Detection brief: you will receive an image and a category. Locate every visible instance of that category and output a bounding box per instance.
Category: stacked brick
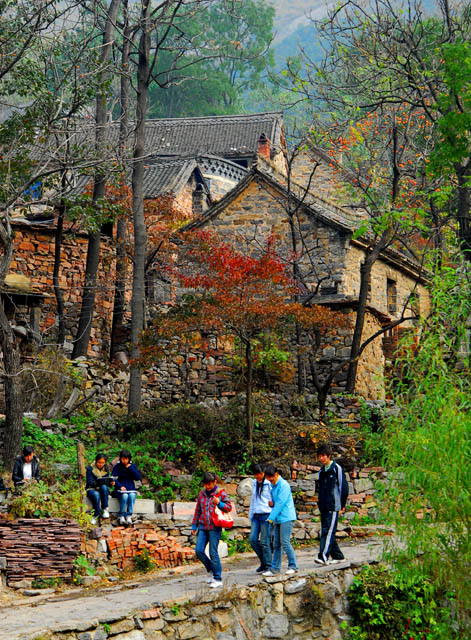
[0,518,81,586]
[103,523,195,570]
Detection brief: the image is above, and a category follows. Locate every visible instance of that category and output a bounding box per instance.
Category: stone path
[0,540,384,640]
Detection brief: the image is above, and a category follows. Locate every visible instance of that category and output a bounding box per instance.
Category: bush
[300,578,324,621]
[9,480,90,528]
[133,549,155,573]
[344,565,457,640]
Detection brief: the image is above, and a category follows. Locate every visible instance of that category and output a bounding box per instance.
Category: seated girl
[112,449,141,526]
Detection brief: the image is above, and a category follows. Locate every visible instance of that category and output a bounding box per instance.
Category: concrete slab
[85,497,155,514]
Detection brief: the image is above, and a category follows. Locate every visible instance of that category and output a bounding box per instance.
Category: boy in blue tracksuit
[316,444,349,565]
[262,464,298,576]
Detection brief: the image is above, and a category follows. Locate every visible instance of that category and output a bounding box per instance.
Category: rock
[109,619,135,635]
[93,630,107,640]
[216,635,236,640]
[142,618,165,631]
[23,588,55,596]
[261,614,289,638]
[284,578,306,594]
[232,516,250,528]
[11,579,33,589]
[237,478,253,499]
[81,575,101,587]
[178,621,207,639]
[109,633,145,640]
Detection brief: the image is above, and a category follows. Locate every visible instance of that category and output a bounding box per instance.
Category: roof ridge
[143,112,283,126]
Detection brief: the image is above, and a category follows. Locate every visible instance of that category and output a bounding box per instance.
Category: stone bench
[85,497,156,515]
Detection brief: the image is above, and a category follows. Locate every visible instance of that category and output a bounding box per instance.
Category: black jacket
[12,455,41,486]
[317,461,349,513]
[85,464,111,490]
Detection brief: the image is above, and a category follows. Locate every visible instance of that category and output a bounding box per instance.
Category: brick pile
[0,518,81,585]
[104,523,195,570]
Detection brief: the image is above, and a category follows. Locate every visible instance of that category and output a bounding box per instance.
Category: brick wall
[11,222,114,356]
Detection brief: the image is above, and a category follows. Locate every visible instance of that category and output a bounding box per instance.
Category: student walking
[248,464,273,573]
[315,443,349,565]
[191,472,232,589]
[262,465,298,576]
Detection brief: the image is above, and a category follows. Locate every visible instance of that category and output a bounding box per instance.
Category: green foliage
[73,554,96,576]
[133,549,155,573]
[382,263,471,633]
[357,402,386,466]
[119,395,299,471]
[344,565,456,640]
[31,576,62,589]
[22,418,79,474]
[9,480,90,528]
[147,0,275,118]
[220,530,252,556]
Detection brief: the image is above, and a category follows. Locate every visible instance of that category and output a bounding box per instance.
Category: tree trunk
[72,0,121,359]
[128,0,150,414]
[110,0,130,361]
[245,339,253,454]
[456,165,471,262]
[0,303,23,469]
[0,213,23,467]
[346,231,392,393]
[53,173,67,346]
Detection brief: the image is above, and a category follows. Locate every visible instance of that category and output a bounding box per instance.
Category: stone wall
[11,222,114,356]
[11,563,373,640]
[343,244,430,324]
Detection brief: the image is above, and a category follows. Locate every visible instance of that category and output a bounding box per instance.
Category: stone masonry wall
[12,565,370,640]
[344,244,430,324]
[11,222,114,356]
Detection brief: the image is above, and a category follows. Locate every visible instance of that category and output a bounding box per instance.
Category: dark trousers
[318,510,344,563]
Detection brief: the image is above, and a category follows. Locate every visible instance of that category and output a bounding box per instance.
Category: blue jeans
[270,520,297,573]
[87,486,109,517]
[195,528,222,581]
[249,514,272,569]
[118,491,137,517]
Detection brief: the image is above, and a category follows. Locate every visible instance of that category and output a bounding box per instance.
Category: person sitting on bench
[86,452,114,525]
[112,450,141,526]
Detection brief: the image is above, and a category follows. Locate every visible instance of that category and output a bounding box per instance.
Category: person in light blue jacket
[262,464,298,576]
[248,464,273,573]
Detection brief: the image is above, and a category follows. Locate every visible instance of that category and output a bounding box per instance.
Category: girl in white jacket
[248,464,273,573]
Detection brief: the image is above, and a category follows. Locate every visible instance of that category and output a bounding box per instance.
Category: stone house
[180,159,430,401]
[2,110,429,407]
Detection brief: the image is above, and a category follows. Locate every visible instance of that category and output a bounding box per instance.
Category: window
[387,278,397,315]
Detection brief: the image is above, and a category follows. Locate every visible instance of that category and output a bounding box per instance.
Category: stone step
[85,497,155,514]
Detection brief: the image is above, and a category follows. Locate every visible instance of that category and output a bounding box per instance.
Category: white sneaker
[126,516,133,525]
[206,574,213,584]
[209,579,223,589]
[118,516,126,525]
[102,509,110,519]
[90,517,97,525]
[329,559,343,565]
[285,568,297,575]
[315,558,328,566]
[262,570,275,577]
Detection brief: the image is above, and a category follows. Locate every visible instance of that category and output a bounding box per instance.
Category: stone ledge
[85,497,156,514]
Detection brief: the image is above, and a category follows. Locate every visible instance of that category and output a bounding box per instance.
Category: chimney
[192,183,205,217]
[258,132,271,160]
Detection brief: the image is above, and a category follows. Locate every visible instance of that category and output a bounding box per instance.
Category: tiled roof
[72,157,206,199]
[141,112,284,157]
[143,157,201,197]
